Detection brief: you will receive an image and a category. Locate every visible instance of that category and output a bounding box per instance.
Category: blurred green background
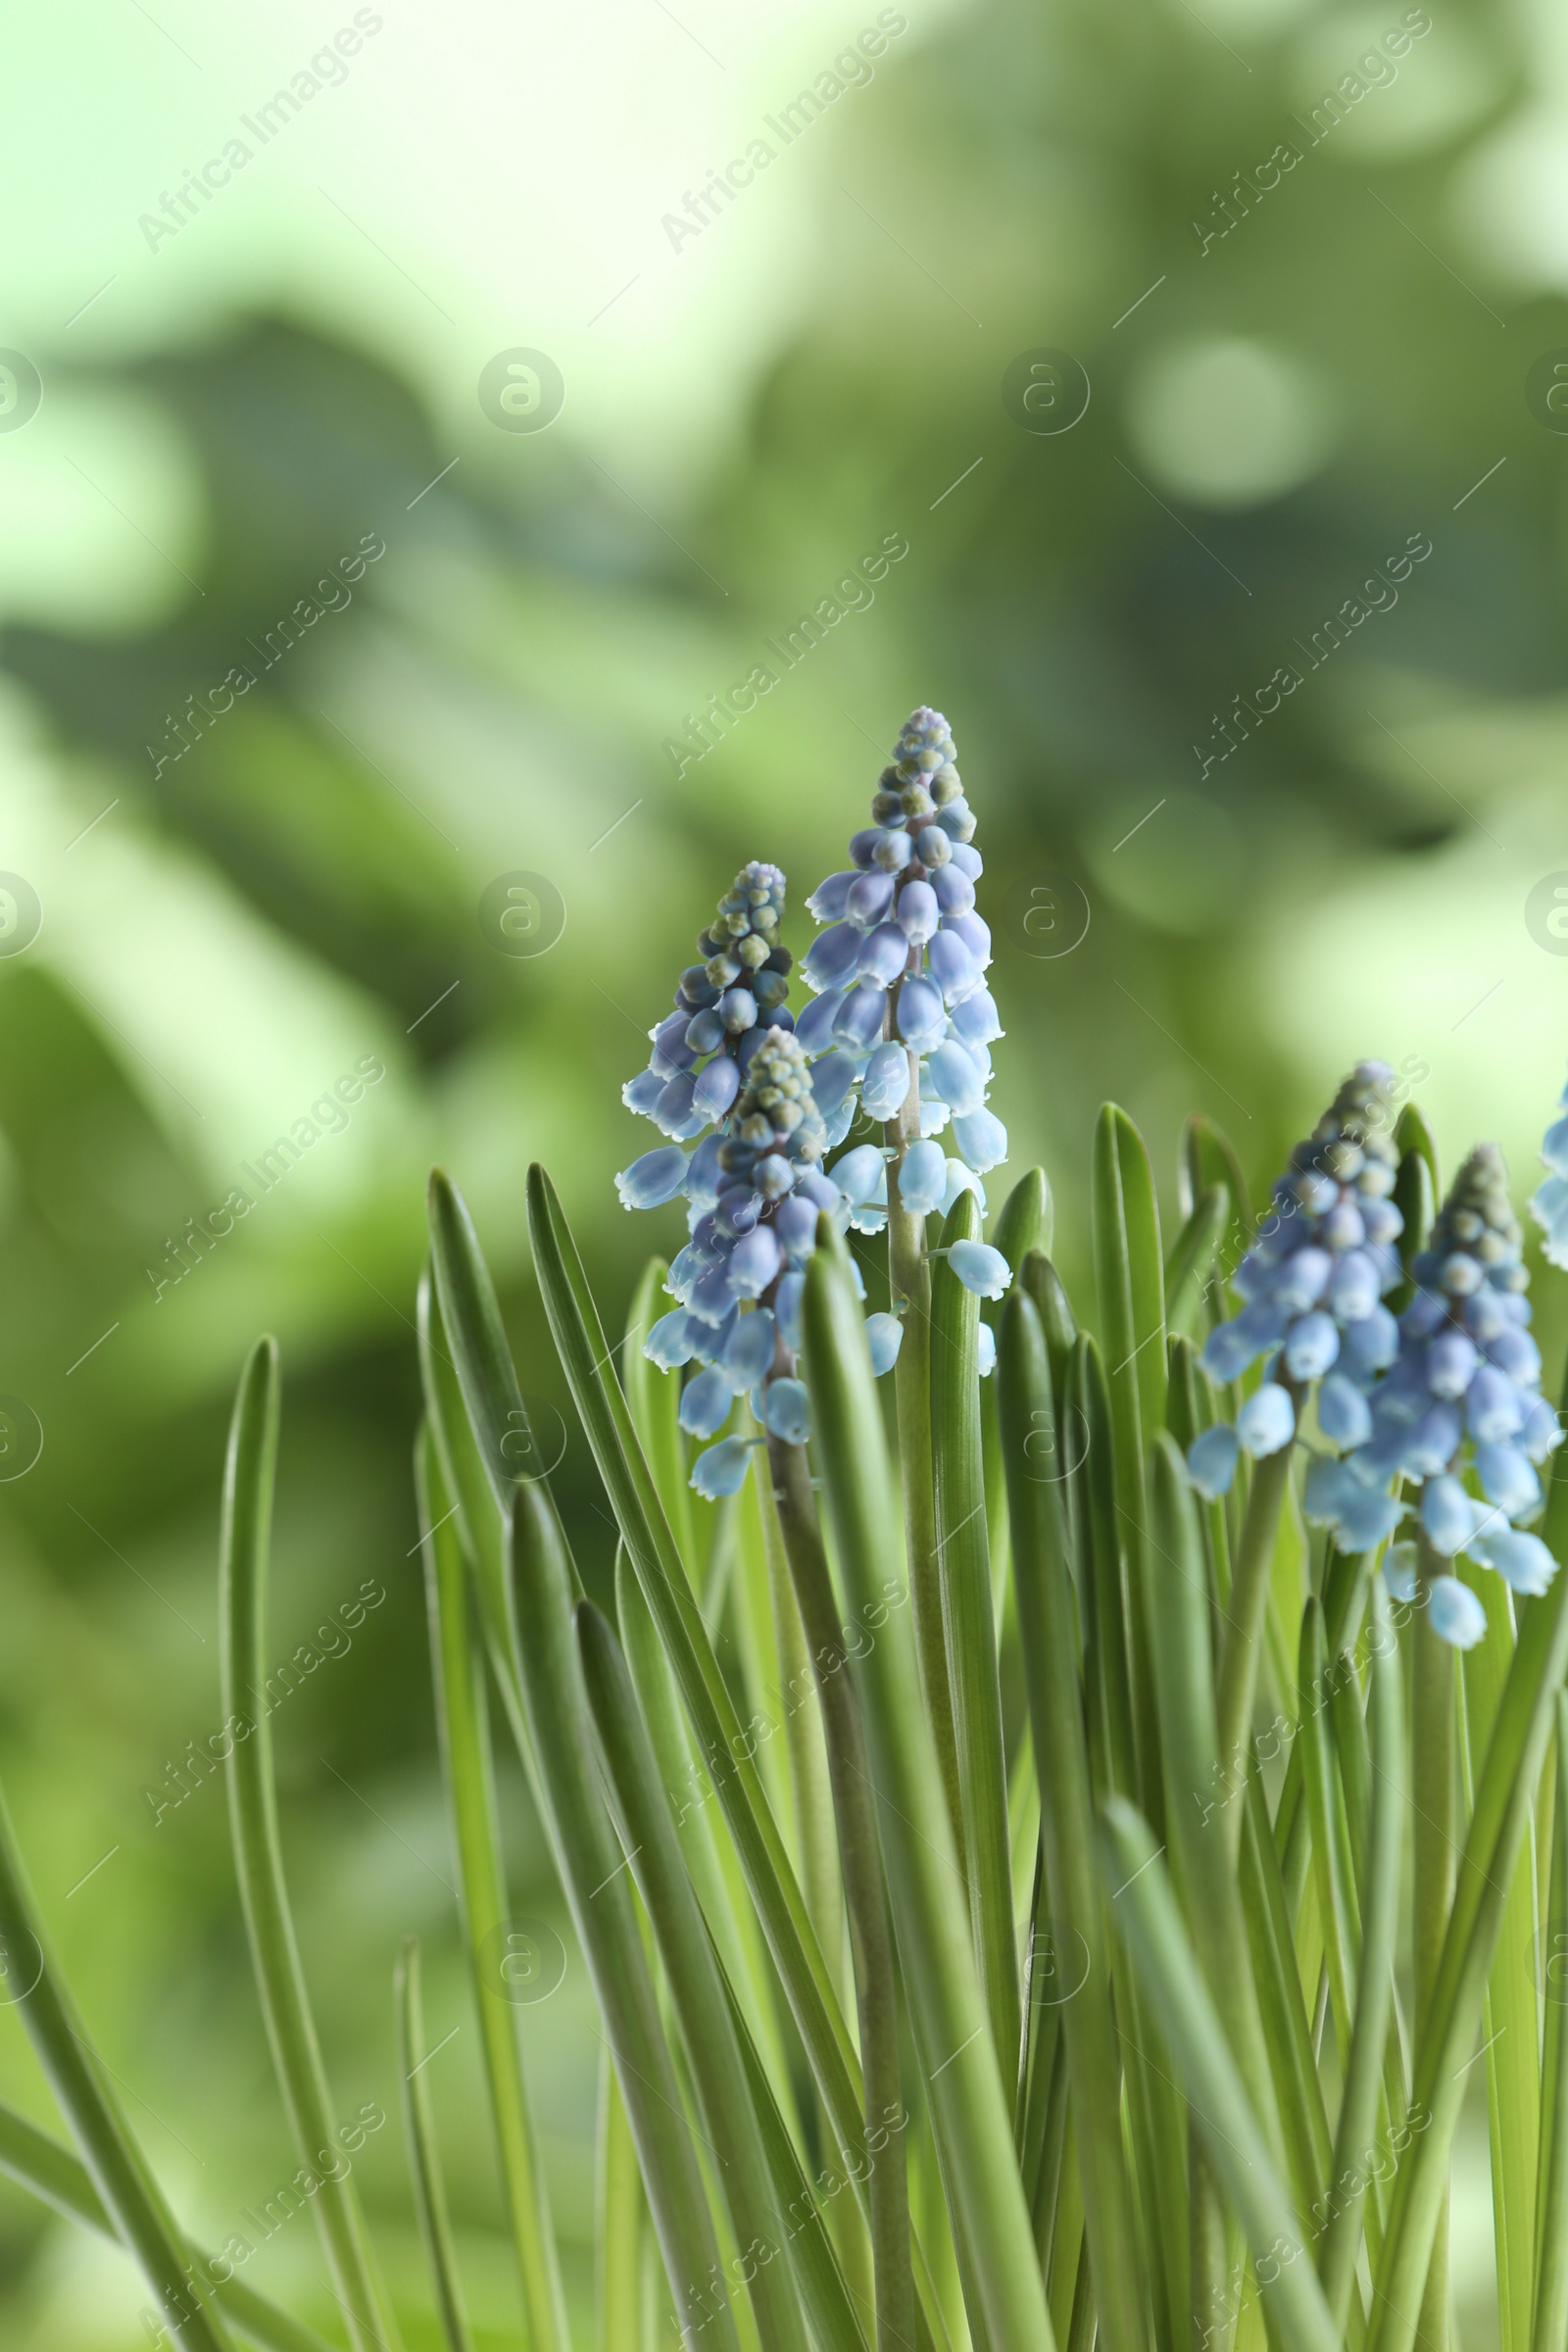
[1,0,1567,2340]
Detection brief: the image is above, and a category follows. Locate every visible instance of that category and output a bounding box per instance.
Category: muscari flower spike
[1531,1066,1568,1268]
[799,707,1007,1242]
[1311,1141,1562,1644]
[616,865,889,1496]
[1188,1060,1406,1504]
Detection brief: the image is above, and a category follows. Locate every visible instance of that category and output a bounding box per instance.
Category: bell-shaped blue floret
[865,1312,904,1375]
[1337,1477,1402,1553]
[1467,1523,1555,1595]
[693,1055,742,1121]
[897,1140,948,1216]
[623,1066,666,1115]
[724,1307,776,1392]
[1425,1330,1478,1400]
[808,871,857,922]
[1466,1364,1524,1443]
[927,1041,985,1118]
[927,929,978,1005]
[1342,1305,1398,1374]
[805,924,863,992]
[942,1160,985,1217]
[861,1040,911,1121]
[1283,1311,1339,1381]
[1318,1372,1372,1449]
[795,990,847,1054]
[1402,1403,1462,1480]
[1523,1396,1564,1462]
[897,975,946,1045]
[951,988,1003,1048]
[1420,1473,1475,1557]
[858,924,909,987]
[1474,1441,1541,1520]
[1428,1575,1488,1648]
[1187,1422,1241,1500]
[728,1225,782,1299]
[645,1308,697,1370]
[833,1145,885,1204]
[775,1270,806,1352]
[616,1147,690,1210]
[1272,1247,1332,1313]
[762,1378,812,1445]
[835,985,891,1051]
[809,1050,857,1118]
[691,1438,757,1499]
[1237,1382,1295,1458]
[977,1323,997,1377]
[896,879,939,941]
[679,1366,733,1439]
[953,1108,1007,1173]
[947,1239,1011,1299]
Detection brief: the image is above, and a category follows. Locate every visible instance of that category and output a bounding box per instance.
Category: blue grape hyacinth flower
[1313,1141,1562,1642]
[1190,1060,1404,1494]
[800,707,1006,1185]
[1530,1065,1568,1268]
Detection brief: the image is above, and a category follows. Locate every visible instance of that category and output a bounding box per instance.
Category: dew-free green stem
[1213,1436,1296,1854]
[219,1338,401,2352]
[416,1429,567,2352]
[767,1429,917,2352]
[932,1190,1018,2081]
[396,1938,475,2352]
[1530,1693,1568,2352]
[804,1220,1055,2352]
[999,1292,1147,2352]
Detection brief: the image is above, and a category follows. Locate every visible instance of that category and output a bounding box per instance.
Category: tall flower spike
[800,708,1007,1228]
[615,866,880,1494]
[1311,1141,1562,1643]
[1530,1065,1568,1267]
[1188,1060,1404,1504]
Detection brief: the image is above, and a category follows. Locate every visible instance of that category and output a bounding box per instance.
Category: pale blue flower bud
[1522,1396,1564,1463]
[796,990,847,1054]
[897,880,940,941]
[1187,1422,1241,1498]
[1342,1305,1398,1374]
[897,975,946,1045]
[1429,1575,1488,1648]
[808,871,857,921]
[1238,1382,1295,1457]
[927,929,978,1005]
[1403,1404,1463,1479]
[849,828,880,867]
[865,1312,904,1375]
[833,1145,885,1204]
[835,984,891,1051]
[1467,1523,1555,1595]
[953,1108,1007,1172]
[933,865,975,915]
[1421,1474,1475,1556]
[1329,1251,1381,1321]
[763,1378,812,1444]
[942,1159,985,1216]
[805,925,861,992]
[896,1139,948,1215]
[858,923,909,987]
[1475,1441,1541,1519]
[928,1041,985,1118]
[809,1050,857,1118]
[623,1067,666,1115]
[861,1041,910,1120]
[724,1306,776,1390]
[947,1239,1011,1298]
[691,1438,757,1498]
[847,870,897,928]
[872,828,914,873]
[1284,1312,1339,1381]
[693,1056,742,1120]
[646,1308,697,1369]
[616,1146,690,1209]
[1272,1247,1333,1313]
[680,1366,733,1438]
[776,1270,806,1350]
[1425,1330,1478,1399]
[951,988,1003,1047]
[1201,1317,1262,1384]
[1318,1373,1372,1448]
[729,1226,782,1298]
[978,1324,997,1378]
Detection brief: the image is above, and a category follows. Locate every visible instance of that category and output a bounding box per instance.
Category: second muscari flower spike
[1531,1064,1568,1267]
[1308,1139,1561,1642]
[799,706,1008,1208]
[1187,1059,1405,1501]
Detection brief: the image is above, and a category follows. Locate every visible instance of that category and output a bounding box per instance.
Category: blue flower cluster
[1309,1142,1559,1645]
[799,707,1006,1235]
[1188,1061,1405,1495]
[1531,1066,1568,1268]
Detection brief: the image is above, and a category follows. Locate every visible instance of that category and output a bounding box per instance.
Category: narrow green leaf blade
[396,1938,476,2352]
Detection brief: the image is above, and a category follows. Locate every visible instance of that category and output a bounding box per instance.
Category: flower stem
[767,1425,917,2352]
[1213,1426,1297,1851]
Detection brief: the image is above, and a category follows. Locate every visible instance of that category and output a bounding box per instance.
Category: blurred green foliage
[0,0,1563,2340]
